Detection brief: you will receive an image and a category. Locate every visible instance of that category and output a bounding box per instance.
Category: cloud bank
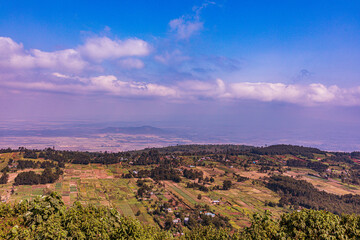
[0,32,359,106]
[0,36,150,73]
[3,71,360,106]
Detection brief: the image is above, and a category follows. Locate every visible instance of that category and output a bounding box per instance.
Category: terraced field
[2,151,360,228]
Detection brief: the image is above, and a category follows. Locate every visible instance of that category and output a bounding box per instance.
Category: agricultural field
[0,160,156,225]
[1,144,360,231]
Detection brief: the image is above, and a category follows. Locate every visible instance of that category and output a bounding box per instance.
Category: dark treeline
[286,159,329,172]
[131,144,253,155]
[266,175,360,215]
[351,151,360,158]
[0,147,129,165]
[16,160,59,170]
[23,149,37,159]
[132,144,325,158]
[306,161,329,172]
[186,182,209,192]
[0,147,24,153]
[0,144,356,170]
[0,172,9,184]
[329,155,354,165]
[183,169,203,180]
[14,167,63,185]
[251,144,324,158]
[286,159,308,167]
[150,166,182,182]
[132,150,161,165]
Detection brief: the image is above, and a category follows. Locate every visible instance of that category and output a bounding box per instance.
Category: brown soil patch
[62,195,70,205]
[69,181,77,187]
[32,184,48,189]
[197,166,225,176]
[64,168,113,180]
[234,170,268,179]
[8,173,18,183]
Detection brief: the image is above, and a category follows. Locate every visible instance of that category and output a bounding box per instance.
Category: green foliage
[2,193,360,239]
[240,210,279,240]
[251,144,323,158]
[14,167,63,185]
[266,175,360,215]
[181,226,230,240]
[279,209,346,240]
[0,192,172,239]
[238,209,360,240]
[24,191,65,227]
[0,172,9,184]
[222,180,232,190]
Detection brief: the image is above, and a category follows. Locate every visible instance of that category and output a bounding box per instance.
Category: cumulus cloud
[0,36,151,73]
[0,37,87,72]
[79,37,150,61]
[177,79,225,99]
[85,75,178,97]
[0,37,23,55]
[31,49,87,71]
[226,82,360,106]
[0,34,359,107]
[2,74,178,98]
[4,71,360,106]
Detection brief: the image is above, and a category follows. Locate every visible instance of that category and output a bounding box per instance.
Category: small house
[204,212,215,218]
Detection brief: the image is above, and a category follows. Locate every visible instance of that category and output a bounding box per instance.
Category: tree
[197,194,202,200]
[0,172,9,184]
[222,180,232,190]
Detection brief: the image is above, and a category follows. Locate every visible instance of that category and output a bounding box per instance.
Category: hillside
[0,144,360,237]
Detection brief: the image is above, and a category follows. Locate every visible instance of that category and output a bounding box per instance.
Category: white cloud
[0,37,87,72]
[177,79,225,99]
[0,37,23,55]
[4,71,360,106]
[78,37,150,61]
[31,49,87,72]
[169,17,204,39]
[2,66,360,106]
[169,1,215,39]
[1,35,359,106]
[118,58,145,69]
[226,82,360,106]
[86,75,178,97]
[44,74,178,97]
[0,36,151,74]
[52,72,71,79]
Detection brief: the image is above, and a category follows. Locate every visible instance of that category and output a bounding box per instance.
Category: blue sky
[1,0,359,86]
[0,0,360,149]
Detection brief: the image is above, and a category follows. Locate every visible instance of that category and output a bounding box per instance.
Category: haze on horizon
[1,0,360,151]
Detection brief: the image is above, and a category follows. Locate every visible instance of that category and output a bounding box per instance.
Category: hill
[0,144,360,236]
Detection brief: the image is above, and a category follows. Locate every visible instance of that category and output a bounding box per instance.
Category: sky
[0,0,360,149]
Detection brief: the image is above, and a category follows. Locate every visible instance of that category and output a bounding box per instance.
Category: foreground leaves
[1,193,360,239]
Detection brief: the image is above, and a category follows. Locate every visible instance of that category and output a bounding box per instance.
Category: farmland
[1,144,360,232]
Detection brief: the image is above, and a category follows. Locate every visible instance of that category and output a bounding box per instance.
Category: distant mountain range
[0,125,171,137]
[99,126,170,135]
